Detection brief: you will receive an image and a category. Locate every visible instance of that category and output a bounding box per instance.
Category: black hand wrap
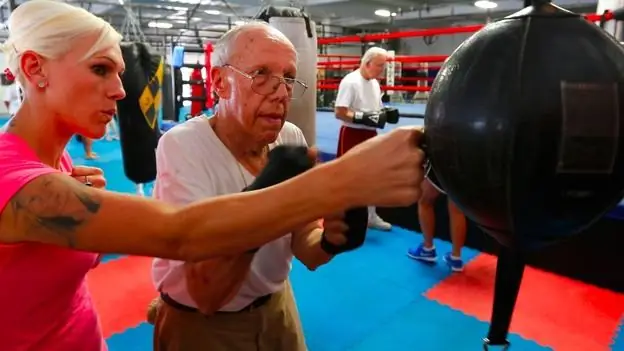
[353,111,387,129]
[320,207,368,255]
[382,107,400,124]
[243,145,315,252]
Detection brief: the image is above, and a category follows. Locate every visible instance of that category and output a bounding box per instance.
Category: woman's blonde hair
[2,0,122,82]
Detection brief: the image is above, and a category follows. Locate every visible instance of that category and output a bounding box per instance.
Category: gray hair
[211,20,294,67]
[361,46,388,65]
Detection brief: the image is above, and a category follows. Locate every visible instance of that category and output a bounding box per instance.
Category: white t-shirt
[151,116,308,311]
[334,69,383,131]
[3,84,21,116]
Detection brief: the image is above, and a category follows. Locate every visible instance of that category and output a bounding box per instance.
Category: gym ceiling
[0,0,598,48]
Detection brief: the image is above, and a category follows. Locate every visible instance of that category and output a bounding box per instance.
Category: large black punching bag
[424,1,624,348]
[117,42,163,184]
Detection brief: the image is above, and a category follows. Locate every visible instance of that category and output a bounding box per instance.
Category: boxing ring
[314,43,624,296]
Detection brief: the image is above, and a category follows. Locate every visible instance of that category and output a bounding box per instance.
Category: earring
[37,81,46,89]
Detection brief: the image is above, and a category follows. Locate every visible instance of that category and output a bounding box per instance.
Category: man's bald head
[211,21,296,67]
[209,20,299,145]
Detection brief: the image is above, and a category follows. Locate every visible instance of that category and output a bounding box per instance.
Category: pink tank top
[0,133,105,351]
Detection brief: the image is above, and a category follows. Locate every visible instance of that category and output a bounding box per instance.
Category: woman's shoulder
[0,133,59,211]
[0,132,31,159]
[0,132,60,178]
[0,133,71,173]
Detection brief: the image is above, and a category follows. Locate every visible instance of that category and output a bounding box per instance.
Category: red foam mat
[87,256,157,338]
[425,254,624,351]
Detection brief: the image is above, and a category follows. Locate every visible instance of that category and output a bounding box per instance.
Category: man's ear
[211,67,230,99]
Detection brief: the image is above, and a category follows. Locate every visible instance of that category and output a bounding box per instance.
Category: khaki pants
[153,280,307,351]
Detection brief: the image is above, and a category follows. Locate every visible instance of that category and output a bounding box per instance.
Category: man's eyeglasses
[223,64,308,100]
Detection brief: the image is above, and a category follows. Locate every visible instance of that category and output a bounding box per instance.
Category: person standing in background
[408,179,467,272]
[334,46,393,231]
[104,115,119,141]
[75,135,98,160]
[3,74,21,117]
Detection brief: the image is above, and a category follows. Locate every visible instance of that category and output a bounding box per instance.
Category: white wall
[322,45,362,56]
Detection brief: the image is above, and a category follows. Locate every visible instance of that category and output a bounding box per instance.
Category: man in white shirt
[334,47,393,231]
[151,22,369,351]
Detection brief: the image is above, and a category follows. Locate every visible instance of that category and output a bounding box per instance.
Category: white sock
[367,206,376,221]
[423,245,435,251]
[451,255,461,260]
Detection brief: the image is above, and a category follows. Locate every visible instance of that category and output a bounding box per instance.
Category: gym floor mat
[425,254,624,350]
[1,114,622,350]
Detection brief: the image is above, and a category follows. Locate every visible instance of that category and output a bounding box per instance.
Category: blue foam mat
[348,299,552,351]
[104,227,548,351]
[106,324,154,350]
[613,319,624,350]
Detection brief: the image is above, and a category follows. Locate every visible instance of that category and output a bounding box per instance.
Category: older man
[151,22,370,350]
[334,46,393,231]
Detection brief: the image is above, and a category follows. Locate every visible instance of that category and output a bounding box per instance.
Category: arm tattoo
[9,175,101,248]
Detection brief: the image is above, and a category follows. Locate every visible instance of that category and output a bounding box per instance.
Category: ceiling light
[391,12,397,17]
[233,20,245,26]
[474,0,498,9]
[374,9,391,17]
[148,21,173,29]
[205,9,221,15]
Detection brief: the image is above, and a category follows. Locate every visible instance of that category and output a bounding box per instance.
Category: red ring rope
[317,54,361,59]
[317,55,448,66]
[318,84,430,92]
[317,11,616,45]
[318,65,443,71]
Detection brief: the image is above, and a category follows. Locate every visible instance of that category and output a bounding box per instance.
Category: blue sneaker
[407,244,437,262]
[443,252,464,272]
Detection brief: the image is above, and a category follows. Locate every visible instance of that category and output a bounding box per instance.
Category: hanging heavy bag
[254,5,318,146]
[173,68,183,122]
[117,42,164,185]
[189,67,205,117]
[161,64,175,121]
